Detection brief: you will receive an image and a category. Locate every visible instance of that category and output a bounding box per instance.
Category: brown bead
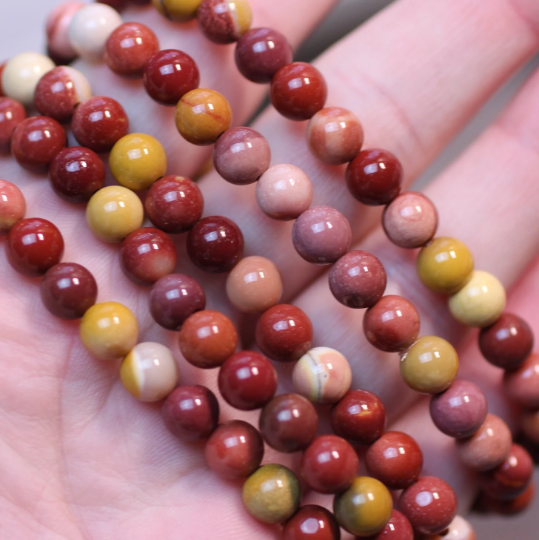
[0,179,25,232]
[362,509,413,540]
[483,483,535,515]
[282,505,341,540]
[0,97,27,151]
[503,352,539,408]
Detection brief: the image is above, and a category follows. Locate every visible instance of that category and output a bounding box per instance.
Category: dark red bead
[0,97,27,151]
[282,505,341,540]
[484,483,535,515]
[99,0,127,9]
[363,509,413,540]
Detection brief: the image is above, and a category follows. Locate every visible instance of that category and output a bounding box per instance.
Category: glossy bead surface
[0,97,26,150]
[0,179,25,232]
[282,505,340,540]
[363,510,413,540]
[429,516,476,540]
[46,2,84,63]
[503,353,539,408]
[151,0,203,21]
[197,0,252,44]
[40,263,97,319]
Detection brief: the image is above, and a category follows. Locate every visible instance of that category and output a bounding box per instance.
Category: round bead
[79,302,138,360]
[7,218,64,276]
[72,96,129,153]
[46,2,84,63]
[330,389,386,445]
[40,263,97,319]
[383,192,438,249]
[0,179,25,232]
[68,3,123,61]
[187,216,244,273]
[429,379,488,439]
[400,476,457,535]
[484,483,535,515]
[292,347,352,404]
[346,149,403,206]
[416,237,474,294]
[255,303,313,363]
[150,274,206,330]
[362,509,414,540]
[213,127,270,186]
[522,409,539,444]
[179,310,238,369]
[151,0,203,21]
[282,505,340,540]
[400,336,458,394]
[1,52,55,107]
[256,164,313,220]
[259,393,318,453]
[242,464,300,524]
[235,27,293,84]
[429,516,475,540]
[218,351,277,410]
[300,435,358,494]
[292,206,351,265]
[205,420,263,479]
[503,352,539,408]
[162,385,219,441]
[333,476,393,537]
[145,176,203,233]
[49,146,105,203]
[270,62,327,121]
[0,97,26,150]
[226,255,283,313]
[86,186,143,243]
[329,250,387,308]
[455,413,512,471]
[197,0,252,44]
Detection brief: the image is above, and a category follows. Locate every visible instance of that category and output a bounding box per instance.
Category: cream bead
[431,515,476,540]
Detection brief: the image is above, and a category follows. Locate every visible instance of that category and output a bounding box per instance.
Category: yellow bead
[416,237,474,294]
[152,0,203,21]
[80,302,138,360]
[109,133,167,191]
[86,186,144,243]
[448,270,506,328]
[400,336,458,394]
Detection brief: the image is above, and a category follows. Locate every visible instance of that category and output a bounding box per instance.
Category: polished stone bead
[483,484,535,515]
[429,516,476,540]
[46,2,84,63]
[362,509,413,540]
[0,97,26,151]
[521,409,539,444]
[503,353,539,408]
[282,505,340,540]
[197,0,252,44]
[0,179,25,232]
[152,0,203,21]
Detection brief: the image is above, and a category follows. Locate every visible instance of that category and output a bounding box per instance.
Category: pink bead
[46,2,84,63]
[503,353,539,409]
[0,97,26,151]
[0,179,26,233]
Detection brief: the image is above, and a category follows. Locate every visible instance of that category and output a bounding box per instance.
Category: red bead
[503,353,539,409]
[0,97,27,151]
[40,262,97,319]
[72,96,129,153]
[0,179,26,233]
[7,218,64,276]
[270,62,328,121]
[363,510,413,540]
[197,0,251,45]
[99,0,127,9]
[282,505,340,540]
[143,49,200,106]
[483,483,535,515]
[346,149,403,206]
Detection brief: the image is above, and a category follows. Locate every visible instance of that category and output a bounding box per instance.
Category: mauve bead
[235,27,293,84]
[0,97,26,151]
[205,420,264,479]
[213,127,270,185]
[7,218,64,276]
[40,262,97,319]
[382,192,438,249]
[46,2,84,64]
[300,435,358,494]
[187,216,244,273]
[162,385,219,441]
[479,313,534,370]
[484,483,535,515]
[346,149,403,206]
[292,206,351,265]
[270,62,327,121]
[259,393,318,453]
[503,353,539,408]
[218,351,277,410]
[197,0,252,44]
[362,509,413,540]
[72,96,129,153]
[49,146,105,203]
[150,274,206,330]
[0,179,26,232]
[330,390,386,445]
[282,505,340,540]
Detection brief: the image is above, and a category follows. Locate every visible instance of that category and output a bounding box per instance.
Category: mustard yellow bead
[86,186,144,243]
[417,237,474,294]
[152,0,203,21]
[109,133,167,191]
[400,336,458,394]
[80,302,138,360]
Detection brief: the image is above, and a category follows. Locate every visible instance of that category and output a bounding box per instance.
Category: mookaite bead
[503,353,539,408]
[80,301,138,360]
[0,179,25,232]
[329,250,387,308]
[292,206,351,265]
[292,347,352,404]
[243,464,300,524]
[282,505,340,540]
[46,2,84,63]
[484,484,535,515]
[363,509,413,540]
[522,409,539,444]
[256,164,313,220]
[429,516,476,540]
[197,0,252,44]
[40,262,97,319]
[0,97,26,150]
[383,192,438,249]
[152,0,203,21]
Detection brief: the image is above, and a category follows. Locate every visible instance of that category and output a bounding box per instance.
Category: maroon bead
[145,176,203,234]
[71,96,129,153]
[282,505,341,540]
[330,390,386,445]
[187,215,244,273]
[270,62,327,121]
[503,353,539,409]
[483,483,535,515]
[235,27,293,84]
[0,63,5,96]
[346,149,403,206]
[40,262,97,319]
[363,510,413,540]
[259,393,318,453]
[150,273,206,330]
[255,304,313,363]
[479,313,534,370]
[0,97,27,151]
[7,218,64,276]
[49,146,105,203]
[120,227,177,285]
[99,0,127,9]
[143,49,200,106]
[162,385,219,441]
[205,420,264,479]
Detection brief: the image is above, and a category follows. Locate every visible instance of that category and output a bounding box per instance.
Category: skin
[0,0,539,538]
